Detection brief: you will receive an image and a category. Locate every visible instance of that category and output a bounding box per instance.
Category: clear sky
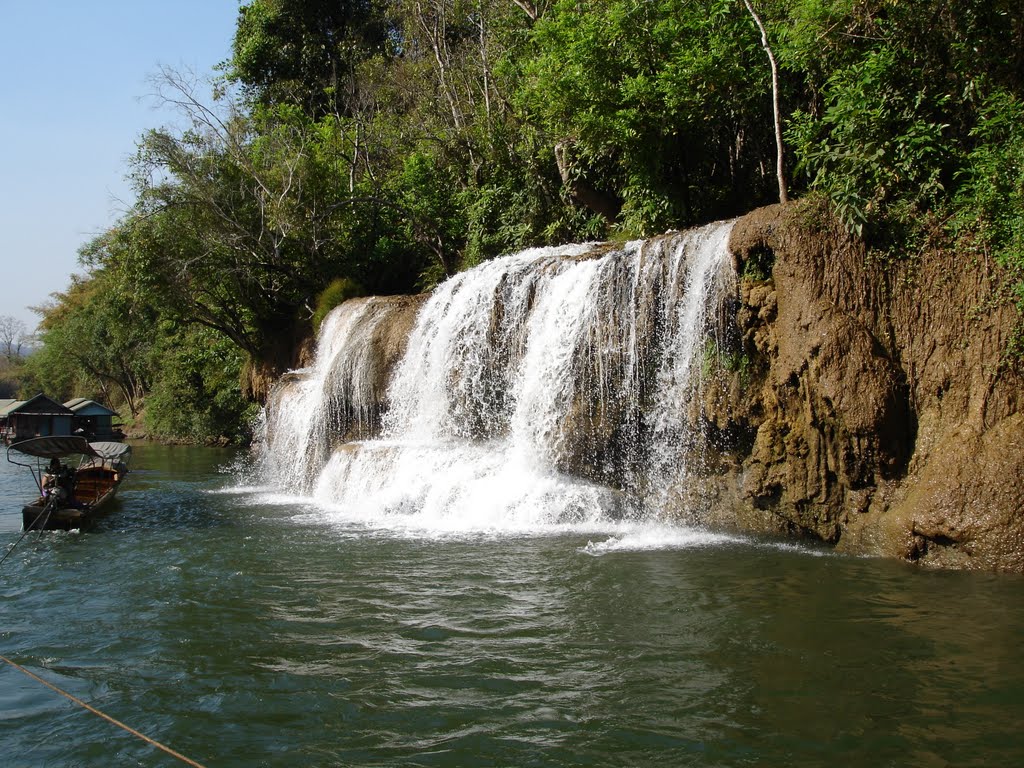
[0,1,242,333]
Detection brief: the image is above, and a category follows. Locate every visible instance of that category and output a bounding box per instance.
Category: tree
[25,270,155,416]
[100,69,446,398]
[741,0,787,204]
[119,75,349,384]
[0,315,28,362]
[522,0,783,233]
[23,259,256,442]
[143,323,257,443]
[781,0,1023,237]
[227,0,393,118]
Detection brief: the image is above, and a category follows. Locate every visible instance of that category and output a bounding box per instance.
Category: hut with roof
[0,399,15,442]
[64,398,120,440]
[0,394,74,443]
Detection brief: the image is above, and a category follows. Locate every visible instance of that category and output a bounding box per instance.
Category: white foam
[580,526,743,555]
[255,223,748,546]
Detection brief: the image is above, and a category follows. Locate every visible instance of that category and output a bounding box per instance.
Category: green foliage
[741,244,775,282]
[313,277,366,331]
[144,325,258,443]
[951,89,1024,358]
[787,48,950,236]
[781,0,1023,243]
[394,152,467,282]
[105,87,434,378]
[228,0,392,118]
[701,338,752,390]
[24,261,256,444]
[22,268,155,415]
[521,0,780,233]
[27,0,1024,438]
[952,91,1024,272]
[0,359,24,399]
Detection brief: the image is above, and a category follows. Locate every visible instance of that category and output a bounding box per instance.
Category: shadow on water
[537,546,1024,767]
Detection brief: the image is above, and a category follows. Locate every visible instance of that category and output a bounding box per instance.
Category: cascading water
[258,220,738,533]
[259,296,423,490]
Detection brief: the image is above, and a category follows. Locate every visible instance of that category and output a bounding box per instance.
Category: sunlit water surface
[2,444,1023,767]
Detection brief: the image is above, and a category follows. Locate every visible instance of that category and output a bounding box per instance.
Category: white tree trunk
[742,0,788,204]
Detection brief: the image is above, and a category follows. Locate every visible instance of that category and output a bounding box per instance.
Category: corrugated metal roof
[64,399,118,417]
[3,394,73,416]
[0,399,22,417]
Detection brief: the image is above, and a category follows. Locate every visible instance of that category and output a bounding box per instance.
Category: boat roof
[7,436,133,466]
[8,435,99,459]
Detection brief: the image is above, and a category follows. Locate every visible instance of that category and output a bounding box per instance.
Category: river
[2,443,1023,766]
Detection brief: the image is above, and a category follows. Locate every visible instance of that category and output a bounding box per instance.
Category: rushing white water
[259,221,738,531]
[261,297,414,489]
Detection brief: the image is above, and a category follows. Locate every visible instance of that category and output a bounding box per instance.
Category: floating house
[0,394,74,443]
[64,398,120,440]
[0,399,14,442]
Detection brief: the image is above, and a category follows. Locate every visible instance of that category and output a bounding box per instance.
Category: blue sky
[0,2,242,332]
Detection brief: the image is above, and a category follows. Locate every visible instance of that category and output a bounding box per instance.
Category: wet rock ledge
[716,202,1024,571]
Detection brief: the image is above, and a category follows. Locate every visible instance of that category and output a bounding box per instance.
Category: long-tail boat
[7,436,132,531]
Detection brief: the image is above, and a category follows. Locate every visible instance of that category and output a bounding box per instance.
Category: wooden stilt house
[64,398,121,440]
[0,394,74,443]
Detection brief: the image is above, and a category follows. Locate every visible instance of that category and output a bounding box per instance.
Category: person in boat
[42,457,75,503]
[42,457,62,497]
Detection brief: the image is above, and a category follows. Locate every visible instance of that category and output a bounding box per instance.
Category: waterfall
[260,295,423,490]
[259,221,737,531]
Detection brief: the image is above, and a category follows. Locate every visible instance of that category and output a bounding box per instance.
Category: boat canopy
[7,435,98,460]
[89,441,132,463]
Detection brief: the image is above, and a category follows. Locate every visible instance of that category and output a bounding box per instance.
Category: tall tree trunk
[416,1,465,131]
[742,0,788,204]
[477,2,492,128]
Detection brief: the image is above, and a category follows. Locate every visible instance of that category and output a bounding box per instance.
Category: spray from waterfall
[259,221,738,530]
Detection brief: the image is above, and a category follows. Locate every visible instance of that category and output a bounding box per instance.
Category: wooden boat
[7,436,132,531]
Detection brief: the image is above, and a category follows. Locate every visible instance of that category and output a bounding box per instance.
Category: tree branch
[509,0,538,21]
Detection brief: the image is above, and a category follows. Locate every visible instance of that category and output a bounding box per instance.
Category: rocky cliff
[271,204,1023,571]
[723,202,1024,570]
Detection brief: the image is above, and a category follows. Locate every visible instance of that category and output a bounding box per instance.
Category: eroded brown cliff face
[276,206,1022,570]
[723,202,1024,570]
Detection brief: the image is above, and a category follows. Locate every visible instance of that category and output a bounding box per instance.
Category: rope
[0,654,209,768]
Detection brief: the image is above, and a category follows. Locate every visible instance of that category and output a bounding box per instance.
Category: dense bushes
[143,326,258,444]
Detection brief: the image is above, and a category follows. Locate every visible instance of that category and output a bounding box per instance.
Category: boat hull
[22,493,116,531]
[22,467,122,531]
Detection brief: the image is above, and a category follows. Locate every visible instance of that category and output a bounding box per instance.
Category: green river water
[2,443,1023,766]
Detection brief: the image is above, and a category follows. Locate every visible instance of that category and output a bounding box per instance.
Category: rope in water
[0,654,209,768]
